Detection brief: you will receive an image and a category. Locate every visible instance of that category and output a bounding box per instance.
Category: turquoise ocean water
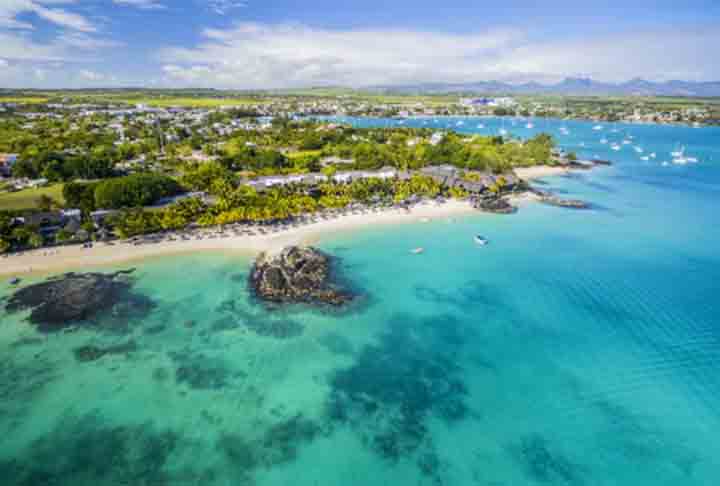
[1,117,719,485]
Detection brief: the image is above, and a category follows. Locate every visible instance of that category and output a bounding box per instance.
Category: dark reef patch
[511,435,584,485]
[216,414,321,477]
[415,280,509,319]
[244,318,304,339]
[216,299,305,339]
[318,332,355,356]
[0,358,57,425]
[169,350,244,390]
[73,340,137,362]
[0,413,179,486]
[4,270,154,333]
[326,313,469,476]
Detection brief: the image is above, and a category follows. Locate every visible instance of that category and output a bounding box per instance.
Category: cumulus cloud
[157,22,720,89]
[0,1,97,32]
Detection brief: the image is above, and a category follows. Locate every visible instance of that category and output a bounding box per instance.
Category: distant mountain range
[366,78,720,97]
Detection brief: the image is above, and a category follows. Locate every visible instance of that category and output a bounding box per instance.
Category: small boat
[499,128,508,136]
[686,156,699,163]
[649,152,657,159]
[593,125,604,131]
[526,123,534,129]
[634,147,644,153]
[8,277,21,286]
[611,144,622,151]
[640,156,650,161]
[600,138,608,144]
[474,236,489,246]
[410,248,425,255]
[477,124,485,129]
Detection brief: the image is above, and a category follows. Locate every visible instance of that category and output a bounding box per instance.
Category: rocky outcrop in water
[474,196,517,214]
[5,270,145,332]
[529,188,591,209]
[540,196,590,209]
[250,246,353,306]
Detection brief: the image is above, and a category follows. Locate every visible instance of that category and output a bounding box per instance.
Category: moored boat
[474,236,489,246]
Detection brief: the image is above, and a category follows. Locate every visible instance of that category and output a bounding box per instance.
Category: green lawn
[0,184,65,211]
[0,97,50,104]
[287,150,323,159]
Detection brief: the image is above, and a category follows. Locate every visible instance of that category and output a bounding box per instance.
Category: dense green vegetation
[107,174,442,237]
[93,174,181,210]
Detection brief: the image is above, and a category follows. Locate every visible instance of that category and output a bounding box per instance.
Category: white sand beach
[0,199,479,278]
[514,165,571,180]
[0,166,576,278]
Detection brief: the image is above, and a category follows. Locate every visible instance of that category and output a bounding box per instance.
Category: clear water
[2,117,720,485]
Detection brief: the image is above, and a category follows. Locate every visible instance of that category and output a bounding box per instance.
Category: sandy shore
[0,165,577,278]
[514,166,571,180]
[0,199,478,278]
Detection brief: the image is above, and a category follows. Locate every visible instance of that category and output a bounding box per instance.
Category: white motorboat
[474,236,489,246]
[410,248,425,255]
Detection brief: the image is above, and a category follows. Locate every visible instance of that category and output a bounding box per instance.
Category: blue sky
[1,0,719,88]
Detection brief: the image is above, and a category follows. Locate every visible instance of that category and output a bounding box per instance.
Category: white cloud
[113,0,166,10]
[207,1,246,15]
[79,68,103,80]
[158,22,720,89]
[0,1,97,32]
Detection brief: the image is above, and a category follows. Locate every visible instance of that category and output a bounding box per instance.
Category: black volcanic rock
[5,270,145,332]
[250,247,353,306]
[474,196,517,214]
[539,195,590,209]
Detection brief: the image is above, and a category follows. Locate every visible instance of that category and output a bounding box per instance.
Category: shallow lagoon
[1,118,720,485]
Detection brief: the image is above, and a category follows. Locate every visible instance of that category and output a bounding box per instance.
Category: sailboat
[671,145,685,158]
[673,147,689,164]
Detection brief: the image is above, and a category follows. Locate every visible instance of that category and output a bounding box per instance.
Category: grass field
[0,184,65,211]
[0,97,50,104]
[287,150,323,159]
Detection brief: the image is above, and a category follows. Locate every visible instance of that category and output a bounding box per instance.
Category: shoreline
[0,199,480,278]
[0,166,571,279]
